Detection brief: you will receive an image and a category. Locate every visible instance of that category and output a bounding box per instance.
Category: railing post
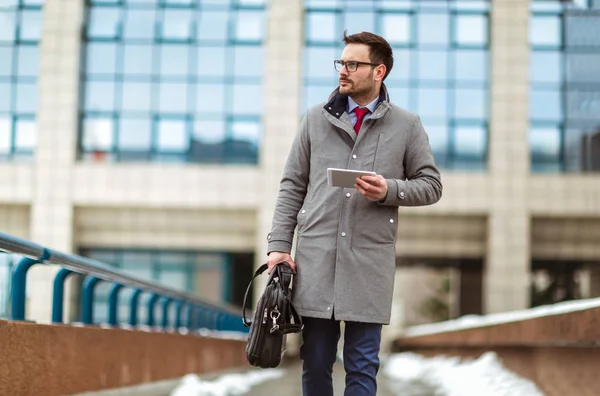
[174,300,184,330]
[81,276,101,325]
[11,257,41,321]
[147,293,160,328]
[129,289,142,327]
[161,297,172,330]
[185,303,196,331]
[52,268,74,324]
[108,284,123,326]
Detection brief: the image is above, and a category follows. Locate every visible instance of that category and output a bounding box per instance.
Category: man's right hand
[267,251,296,274]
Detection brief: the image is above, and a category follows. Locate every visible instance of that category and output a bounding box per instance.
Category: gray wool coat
[267,85,442,324]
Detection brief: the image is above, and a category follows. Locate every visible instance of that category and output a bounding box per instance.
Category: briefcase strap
[241,263,269,327]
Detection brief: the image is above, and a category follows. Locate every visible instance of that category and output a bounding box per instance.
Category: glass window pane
[305,0,343,9]
[15,119,35,151]
[197,11,229,41]
[194,119,225,144]
[197,46,226,77]
[15,83,37,113]
[454,49,487,82]
[424,124,449,156]
[418,13,449,45]
[418,88,447,118]
[304,84,334,110]
[192,119,225,162]
[85,81,116,112]
[454,126,486,157]
[0,117,11,153]
[158,119,189,151]
[239,0,266,5]
[530,127,561,159]
[235,10,265,41]
[234,46,263,78]
[83,117,114,151]
[530,51,561,84]
[0,83,11,112]
[386,85,409,109]
[124,9,156,40]
[417,51,447,80]
[530,16,562,46]
[19,10,43,41]
[118,118,151,150]
[454,88,487,119]
[0,11,16,42]
[455,14,488,45]
[158,270,187,291]
[88,7,121,38]
[16,46,39,77]
[566,53,600,84]
[162,9,193,40]
[344,12,375,35]
[231,121,260,147]
[305,47,338,80]
[232,84,262,115]
[85,43,117,75]
[386,49,410,81]
[196,84,225,114]
[160,45,190,77]
[453,1,489,11]
[0,47,12,76]
[123,45,154,76]
[121,82,152,112]
[381,14,411,44]
[307,13,337,42]
[159,83,189,113]
[530,90,562,121]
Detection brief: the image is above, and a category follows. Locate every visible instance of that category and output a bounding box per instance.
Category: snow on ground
[383,351,544,396]
[405,297,600,337]
[169,368,284,396]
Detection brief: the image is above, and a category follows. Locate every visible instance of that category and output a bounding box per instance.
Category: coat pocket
[352,204,398,247]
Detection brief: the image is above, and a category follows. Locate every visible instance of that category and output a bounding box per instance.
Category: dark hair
[343,30,394,81]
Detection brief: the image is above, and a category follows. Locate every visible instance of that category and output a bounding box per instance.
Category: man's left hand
[354,175,388,201]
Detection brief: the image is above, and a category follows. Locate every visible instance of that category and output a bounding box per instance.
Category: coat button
[267,234,271,240]
[390,219,394,223]
[327,307,331,311]
[400,191,405,198]
[346,192,351,198]
[352,154,357,159]
[301,209,306,214]
[341,232,346,237]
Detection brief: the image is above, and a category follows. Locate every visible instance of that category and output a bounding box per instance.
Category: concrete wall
[395,304,600,396]
[0,320,248,396]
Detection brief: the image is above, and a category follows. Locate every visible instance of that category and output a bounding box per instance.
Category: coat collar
[323,83,390,120]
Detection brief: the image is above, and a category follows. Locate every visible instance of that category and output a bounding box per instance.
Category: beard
[339,79,371,97]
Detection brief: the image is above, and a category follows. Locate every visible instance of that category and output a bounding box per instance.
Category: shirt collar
[347,95,379,115]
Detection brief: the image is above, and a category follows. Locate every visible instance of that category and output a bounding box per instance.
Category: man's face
[338,43,377,97]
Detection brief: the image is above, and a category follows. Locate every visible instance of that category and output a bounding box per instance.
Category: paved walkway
[245,359,437,396]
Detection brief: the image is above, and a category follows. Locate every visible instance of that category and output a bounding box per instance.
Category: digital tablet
[327,168,377,188]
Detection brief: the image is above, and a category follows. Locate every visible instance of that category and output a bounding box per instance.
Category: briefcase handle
[241,262,294,328]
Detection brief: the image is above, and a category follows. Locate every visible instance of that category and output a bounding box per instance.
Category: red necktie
[353,107,370,135]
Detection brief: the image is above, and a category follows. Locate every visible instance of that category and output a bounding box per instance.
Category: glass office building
[80,0,267,164]
[0,0,43,160]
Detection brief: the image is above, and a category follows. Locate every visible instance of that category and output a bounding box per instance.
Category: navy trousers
[300,316,382,396]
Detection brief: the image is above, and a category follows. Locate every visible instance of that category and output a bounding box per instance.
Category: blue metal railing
[0,232,248,333]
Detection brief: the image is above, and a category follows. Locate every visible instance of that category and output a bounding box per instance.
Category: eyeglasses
[334,60,380,72]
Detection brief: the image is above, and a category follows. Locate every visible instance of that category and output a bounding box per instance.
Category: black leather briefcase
[242,262,304,368]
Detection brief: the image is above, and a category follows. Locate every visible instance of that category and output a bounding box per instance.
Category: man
[265,31,442,396]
